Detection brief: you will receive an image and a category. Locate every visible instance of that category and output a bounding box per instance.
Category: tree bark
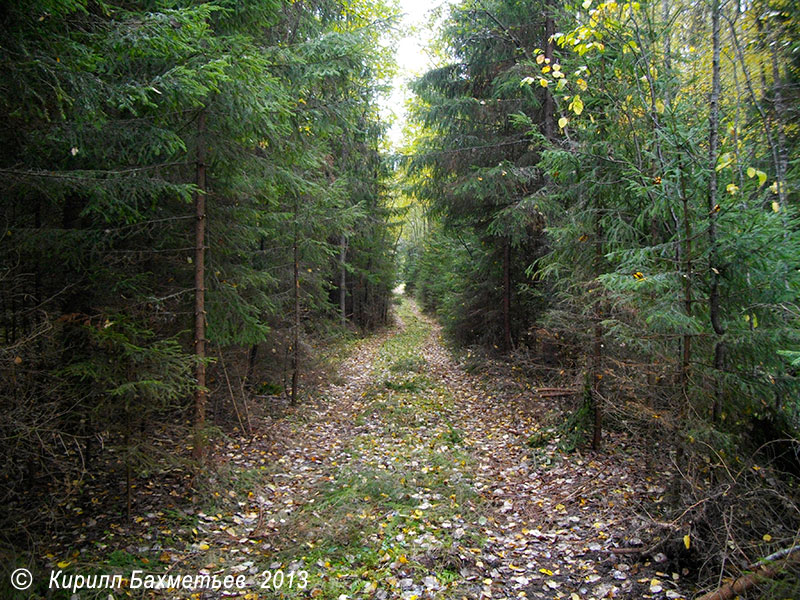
[708,0,725,421]
[708,0,723,336]
[339,234,347,327]
[591,211,603,451]
[192,109,207,461]
[592,320,603,451]
[770,28,787,207]
[543,3,555,140]
[291,196,300,406]
[502,237,512,352]
[680,159,692,394]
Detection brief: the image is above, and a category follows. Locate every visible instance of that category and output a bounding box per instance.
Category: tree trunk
[339,234,347,327]
[770,30,787,207]
[680,160,692,394]
[543,4,555,139]
[245,343,258,388]
[192,110,207,461]
[592,320,603,451]
[502,237,512,352]
[708,0,725,421]
[291,197,300,406]
[591,212,603,451]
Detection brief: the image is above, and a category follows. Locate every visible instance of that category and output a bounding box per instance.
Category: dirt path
[115,298,686,599]
[410,305,685,600]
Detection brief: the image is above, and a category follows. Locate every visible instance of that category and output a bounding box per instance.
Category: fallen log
[536,388,578,397]
[695,546,800,600]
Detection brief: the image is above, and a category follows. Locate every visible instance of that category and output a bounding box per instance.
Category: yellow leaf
[769,181,779,194]
[542,65,551,74]
[726,183,739,195]
[683,535,691,550]
[536,54,545,64]
[539,568,554,576]
[198,543,210,550]
[398,555,408,564]
[756,170,767,186]
[569,94,584,115]
[576,77,588,91]
[763,534,772,542]
[747,167,756,178]
[716,152,733,171]
[555,503,566,511]
[57,561,71,568]
[558,117,568,129]
[655,99,665,114]
[582,0,592,8]
[539,78,549,88]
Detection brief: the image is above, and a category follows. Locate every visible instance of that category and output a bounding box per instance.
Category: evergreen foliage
[406,0,800,440]
[403,0,553,349]
[0,0,398,529]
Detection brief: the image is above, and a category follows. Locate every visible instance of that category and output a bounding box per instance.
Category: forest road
[199,297,686,599]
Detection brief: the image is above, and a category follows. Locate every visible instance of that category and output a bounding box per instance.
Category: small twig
[218,349,246,435]
[557,464,610,505]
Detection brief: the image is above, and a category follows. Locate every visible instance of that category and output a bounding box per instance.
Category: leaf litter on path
[41,299,688,600]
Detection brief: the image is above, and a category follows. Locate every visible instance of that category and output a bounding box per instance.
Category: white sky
[381,0,454,149]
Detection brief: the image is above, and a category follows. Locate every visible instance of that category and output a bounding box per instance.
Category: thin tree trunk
[502,237,512,352]
[125,415,132,520]
[592,320,603,451]
[192,109,207,461]
[770,30,787,207]
[245,343,258,388]
[708,0,722,336]
[591,211,603,451]
[291,197,299,406]
[244,236,265,388]
[339,234,347,327]
[680,160,692,394]
[708,0,725,421]
[543,4,555,140]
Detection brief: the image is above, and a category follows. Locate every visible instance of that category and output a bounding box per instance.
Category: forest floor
[34,298,689,599]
